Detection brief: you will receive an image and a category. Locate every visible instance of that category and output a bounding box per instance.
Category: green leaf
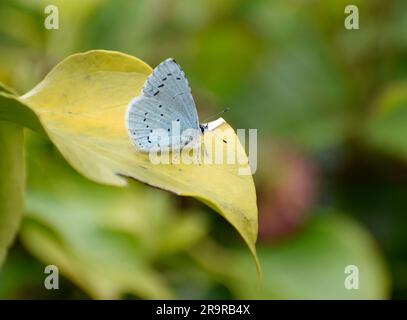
[0,50,260,273]
[366,81,407,160]
[191,213,391,299]
[20,168,209,299]
[0,92,45,134]
[0,121,25,267]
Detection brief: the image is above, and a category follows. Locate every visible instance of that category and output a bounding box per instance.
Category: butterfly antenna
[202,108,230,123]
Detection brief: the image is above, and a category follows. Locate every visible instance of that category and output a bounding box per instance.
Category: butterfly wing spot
[154,91,159,96]
[158,84,164,88]
[162,77,167,81]
[161,113,164,116]
[176,77,181,80]
[158,105,162,108]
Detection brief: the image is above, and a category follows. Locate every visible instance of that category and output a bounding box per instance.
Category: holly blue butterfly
[126,58,207,152]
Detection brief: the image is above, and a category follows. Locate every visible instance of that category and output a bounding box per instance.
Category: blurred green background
[1,0,407,299]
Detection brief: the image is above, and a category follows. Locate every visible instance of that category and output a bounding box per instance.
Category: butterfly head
[199,124,208,134]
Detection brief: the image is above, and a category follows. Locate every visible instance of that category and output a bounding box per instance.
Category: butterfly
[126,58,207,152]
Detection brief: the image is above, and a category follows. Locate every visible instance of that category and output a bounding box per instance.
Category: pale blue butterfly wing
[126,58,200,152]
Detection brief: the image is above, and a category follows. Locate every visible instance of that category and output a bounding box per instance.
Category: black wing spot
[145,112,148,115]
[176,77,181,80]
[167,73,172,76]
[160,114,164,116]
[176,119,180,122]
[168,128,170,132]
[154,91,159,96]
[158,84,164,88]
[146,125,149,128]
[158,104,162,108]
[162,77,167,81]
[143,118,146,122]
[150,130,153,133]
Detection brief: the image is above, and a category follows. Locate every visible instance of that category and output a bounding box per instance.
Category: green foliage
[0,121,24,267]
[2,130,391,298]
[1,0,406,299]
[0,84,25,267]
[192,214,390,299]
[366,82,407,160]
[21,179,207,299]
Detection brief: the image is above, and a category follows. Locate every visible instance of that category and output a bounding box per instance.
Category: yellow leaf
[3,50,260,274]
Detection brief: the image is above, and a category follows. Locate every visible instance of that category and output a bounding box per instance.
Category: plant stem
[0,121,25,267]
